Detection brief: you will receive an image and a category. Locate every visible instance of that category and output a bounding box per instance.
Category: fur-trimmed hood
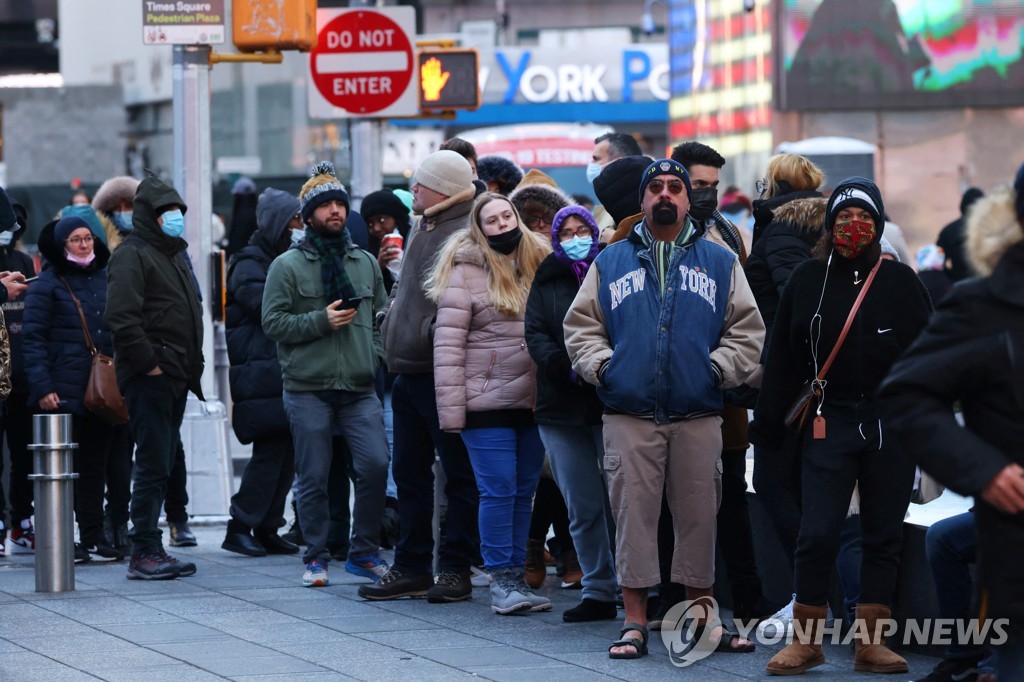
[422,186,476,220]
[92,176,140,215]
[770,197,827,234]
[453,243,487,268]
[967,185,1024,277]
[509,183,573,220]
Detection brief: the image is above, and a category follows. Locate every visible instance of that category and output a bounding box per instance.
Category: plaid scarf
[304,227,358,303]
[638,216,697,295]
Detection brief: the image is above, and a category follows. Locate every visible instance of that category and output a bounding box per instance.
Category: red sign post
[309,8,417,117]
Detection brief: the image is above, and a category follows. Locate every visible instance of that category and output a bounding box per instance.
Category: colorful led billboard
[777,0,1024,110]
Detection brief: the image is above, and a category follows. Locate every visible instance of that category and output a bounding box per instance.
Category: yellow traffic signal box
[418,49,481,111]
[233,0,317,53]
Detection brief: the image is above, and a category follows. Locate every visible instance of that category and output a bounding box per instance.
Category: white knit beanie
[412,150,473,198]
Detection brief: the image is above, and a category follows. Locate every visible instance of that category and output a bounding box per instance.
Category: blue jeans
[123,374,188,555]
[283,389,389,564]
[836,514,862,626]
[462,425,545,571]
[538,424,617,602]
[925,512,986,659]
[391,373,479,575]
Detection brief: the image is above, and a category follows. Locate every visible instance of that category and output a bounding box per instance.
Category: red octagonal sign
[310,10,414,115]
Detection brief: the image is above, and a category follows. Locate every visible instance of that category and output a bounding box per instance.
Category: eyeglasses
[755,178,768,197]
[525,213,555,229]
[368,216,392,226]
[66,235,94,246]
[646,180,685,196]
[558,225,594,241]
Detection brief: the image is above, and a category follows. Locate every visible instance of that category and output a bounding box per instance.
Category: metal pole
[347,0,383,214]
[28,414,78,593]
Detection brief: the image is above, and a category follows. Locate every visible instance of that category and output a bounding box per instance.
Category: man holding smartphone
[262,162,390,588]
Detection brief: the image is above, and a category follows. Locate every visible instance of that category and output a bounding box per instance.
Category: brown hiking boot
[560,546,583,589]
[765,602,827,676]
[852,603,908,674]
[525,538,547,588]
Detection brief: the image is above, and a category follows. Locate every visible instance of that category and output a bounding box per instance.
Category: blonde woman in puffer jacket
[426,192,552,615]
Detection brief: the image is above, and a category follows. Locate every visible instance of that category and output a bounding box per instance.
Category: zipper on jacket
[482,350,498,391]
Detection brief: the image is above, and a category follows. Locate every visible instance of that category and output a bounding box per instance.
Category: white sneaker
[470,566,490,588]
[757,594,796,639]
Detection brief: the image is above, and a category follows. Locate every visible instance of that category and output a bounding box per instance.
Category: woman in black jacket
[751,178,932,676]
[24,216,122,563]
[880,170,1024,682]
[524,205,617,623]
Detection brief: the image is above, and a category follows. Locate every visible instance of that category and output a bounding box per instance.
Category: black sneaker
[83,540,125,562]
[915,655,984,682]
[127,552,180,580]
[160,550,196,577]
[427,570,472,603]
[168,521,197,547]
[357,567,433,600]
[73,543,92,564]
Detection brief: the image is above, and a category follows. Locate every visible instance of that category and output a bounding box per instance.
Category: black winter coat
[0,220,38,393]
[225,188,297,444]
[23,222,112,415]
[105,178,204,398]
[525,253,603,426]
[745,196,827,335]
[880,242,1024,634]
[750,253,932,451]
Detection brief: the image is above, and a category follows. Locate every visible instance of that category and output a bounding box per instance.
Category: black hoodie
[104,177,205,398]
[2,204,38,392]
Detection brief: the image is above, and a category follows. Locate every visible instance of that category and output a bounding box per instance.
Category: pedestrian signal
[418,49,480,111]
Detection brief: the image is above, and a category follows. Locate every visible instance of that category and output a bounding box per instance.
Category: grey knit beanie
[412,150,474,198]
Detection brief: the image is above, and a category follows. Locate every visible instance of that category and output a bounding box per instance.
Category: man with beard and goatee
[564,159,764,659]
[262,163,390,588]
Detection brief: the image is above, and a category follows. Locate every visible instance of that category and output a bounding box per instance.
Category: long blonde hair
[426,193,550,316]
[765,153,825,198]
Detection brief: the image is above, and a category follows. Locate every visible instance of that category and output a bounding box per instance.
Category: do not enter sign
[308,7,418,119]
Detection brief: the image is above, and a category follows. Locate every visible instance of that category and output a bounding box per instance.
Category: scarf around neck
[304,227,358,303]
[639,216,696,294]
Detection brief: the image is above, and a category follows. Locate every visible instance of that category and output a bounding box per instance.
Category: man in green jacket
[262,162,390,588]
[105,176,204,580]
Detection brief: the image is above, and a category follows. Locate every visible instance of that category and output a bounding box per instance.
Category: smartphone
[339,297,363,311]
[24,276,38,283]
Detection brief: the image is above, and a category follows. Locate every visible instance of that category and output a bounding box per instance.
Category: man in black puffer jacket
[223,188,302,557]
[106,176,204,580]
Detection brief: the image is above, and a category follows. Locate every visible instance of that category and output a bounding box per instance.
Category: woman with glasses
[525,205,618,622]
[23,216,123,563]
[427,193,552,614]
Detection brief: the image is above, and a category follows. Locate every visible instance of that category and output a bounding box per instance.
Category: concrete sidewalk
[0,523,938,681]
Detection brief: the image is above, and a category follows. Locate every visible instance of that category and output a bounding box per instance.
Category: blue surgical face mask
[561,235,593,261]
[160,209,185,238]
[290,228,305,245]
[585,162,603,185]
[113,210,133,232]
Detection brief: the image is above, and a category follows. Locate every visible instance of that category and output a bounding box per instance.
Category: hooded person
[594,155,654,244]
[222,187,303,558]
[0,200,34,553]
[508,170,573,236]
[936,187,985,282]
[477,155,524,196]
[92,176,142,250]
[226,177,259,257]
[880,162,1024,682]
[751,176,932,676]
[105,175,205,580]
[261,162,391,588]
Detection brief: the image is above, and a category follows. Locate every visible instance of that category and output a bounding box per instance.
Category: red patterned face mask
[833,220,876,259]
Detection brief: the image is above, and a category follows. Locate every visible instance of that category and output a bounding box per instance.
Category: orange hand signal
[421,56,450,102]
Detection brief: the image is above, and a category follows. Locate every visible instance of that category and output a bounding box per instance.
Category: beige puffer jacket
[434,245,537,432]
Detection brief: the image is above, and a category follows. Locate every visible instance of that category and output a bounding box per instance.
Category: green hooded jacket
[104,177,205,398]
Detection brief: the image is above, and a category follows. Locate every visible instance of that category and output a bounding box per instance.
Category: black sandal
[691,623,756,654]
[608,622,649,659]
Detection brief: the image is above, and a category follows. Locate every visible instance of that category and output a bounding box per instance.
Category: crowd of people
[0,132,1021,681]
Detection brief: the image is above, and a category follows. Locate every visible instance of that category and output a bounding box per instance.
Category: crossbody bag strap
[816,257,882,382]
[58,276,98,355]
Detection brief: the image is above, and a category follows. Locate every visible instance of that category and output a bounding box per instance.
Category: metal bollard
[28,414,78,593]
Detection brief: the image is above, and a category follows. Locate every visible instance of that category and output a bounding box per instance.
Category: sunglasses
[646,180,686,196]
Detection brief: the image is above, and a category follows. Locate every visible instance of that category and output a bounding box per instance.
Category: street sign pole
[172,43,234,517]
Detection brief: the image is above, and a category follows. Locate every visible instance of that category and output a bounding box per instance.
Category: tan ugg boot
[852,603,908,674]
[765,602,828,676]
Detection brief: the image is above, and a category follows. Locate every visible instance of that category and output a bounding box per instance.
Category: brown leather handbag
[61,278,129,425]
[783,258,882,432]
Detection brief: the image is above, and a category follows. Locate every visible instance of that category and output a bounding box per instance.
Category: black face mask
[486,229,522,255]
[688,187,718,222]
